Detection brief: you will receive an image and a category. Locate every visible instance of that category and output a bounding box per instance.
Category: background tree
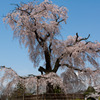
[61,69,86,93]
[4,0,100,76]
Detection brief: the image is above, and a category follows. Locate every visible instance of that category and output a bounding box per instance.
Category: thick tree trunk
[44,48,52,73]
[38,45,52,74]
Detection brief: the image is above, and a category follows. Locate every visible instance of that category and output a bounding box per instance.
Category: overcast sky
[0,0,100,76]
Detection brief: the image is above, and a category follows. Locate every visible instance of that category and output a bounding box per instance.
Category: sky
[0,0,100,76]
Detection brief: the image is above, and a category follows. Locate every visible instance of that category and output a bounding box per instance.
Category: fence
[14,93,85,100]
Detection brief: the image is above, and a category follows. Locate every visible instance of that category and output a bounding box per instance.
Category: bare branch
[67,33,90,47]
[77,34,90,42]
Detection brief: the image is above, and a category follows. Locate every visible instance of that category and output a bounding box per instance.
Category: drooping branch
[59,63,99,73]
[62,33,91,58]
[53,33,100,73]
[60,63,86,72]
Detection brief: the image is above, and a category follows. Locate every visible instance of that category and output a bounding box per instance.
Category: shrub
[46,82,64,93]
[84,86,95,96]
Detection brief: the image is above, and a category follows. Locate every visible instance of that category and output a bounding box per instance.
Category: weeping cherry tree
[3,0,100,76]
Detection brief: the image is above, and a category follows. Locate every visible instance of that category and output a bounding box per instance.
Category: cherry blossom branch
[60,63,99,73]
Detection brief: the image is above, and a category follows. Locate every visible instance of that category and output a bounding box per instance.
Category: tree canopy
[4,0,100,75]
